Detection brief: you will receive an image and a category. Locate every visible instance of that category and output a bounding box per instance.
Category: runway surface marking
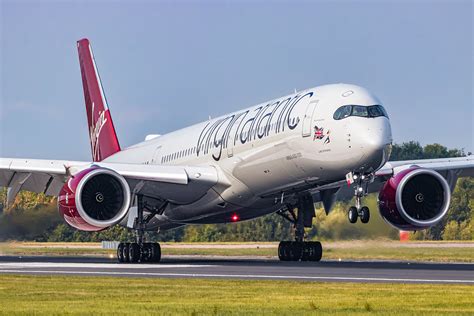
[0,268,473,284]
[0,262,213,269]
[1,257,472,284]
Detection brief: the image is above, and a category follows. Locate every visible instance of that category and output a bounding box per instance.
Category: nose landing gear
[347,172,373,224]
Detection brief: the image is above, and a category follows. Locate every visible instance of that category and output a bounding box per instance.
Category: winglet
[77,38,121,162]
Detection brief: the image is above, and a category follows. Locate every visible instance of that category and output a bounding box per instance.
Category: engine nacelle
[378,167,451,231]
[58,167,131,231]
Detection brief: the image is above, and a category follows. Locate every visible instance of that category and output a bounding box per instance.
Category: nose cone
[352,118,392,172]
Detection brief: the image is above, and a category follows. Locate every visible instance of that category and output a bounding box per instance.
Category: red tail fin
[77,38,121,162]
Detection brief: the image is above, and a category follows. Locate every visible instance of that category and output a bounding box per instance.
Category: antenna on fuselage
[294,88,297,93]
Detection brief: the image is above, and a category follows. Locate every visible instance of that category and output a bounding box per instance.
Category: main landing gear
[278,241,322,262]
[117,195,166,263]
[117,242,161,263]
[347,172,373,224]
[277,194,323,262]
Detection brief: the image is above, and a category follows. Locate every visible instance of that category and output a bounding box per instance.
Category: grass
[1,241,473,262]
[0,275,472,315]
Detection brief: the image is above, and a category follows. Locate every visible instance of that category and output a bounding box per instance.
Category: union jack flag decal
[314,126,324,140]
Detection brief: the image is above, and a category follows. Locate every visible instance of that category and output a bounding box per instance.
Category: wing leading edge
[323,156,474,211]
[0,158,219,207]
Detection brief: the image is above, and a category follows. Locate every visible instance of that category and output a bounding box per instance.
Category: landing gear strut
[276,194,323,262]
[117,195,163,263]
[347,173,373,224]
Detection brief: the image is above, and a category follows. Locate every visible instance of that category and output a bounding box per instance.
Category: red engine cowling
[58,167,131,231]
[378,167,451,231]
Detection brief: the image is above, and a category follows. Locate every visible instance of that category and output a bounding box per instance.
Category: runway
[0,255,473,284]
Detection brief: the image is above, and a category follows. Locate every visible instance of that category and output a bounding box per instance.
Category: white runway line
[0,262,215,269]
[0,269,473,284]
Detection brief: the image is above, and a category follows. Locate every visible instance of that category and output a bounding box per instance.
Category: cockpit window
[367,105,384,117]
[352,105,368,117]
[333,105,352,120]
[333,104,388,120]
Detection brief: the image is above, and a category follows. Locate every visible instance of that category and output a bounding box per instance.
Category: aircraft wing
[322,156,474,212]
[0,158,219,206]
[375,156,474,177]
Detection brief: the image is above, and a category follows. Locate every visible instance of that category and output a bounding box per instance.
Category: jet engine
[378,167,451,231]
[58,167,131,231]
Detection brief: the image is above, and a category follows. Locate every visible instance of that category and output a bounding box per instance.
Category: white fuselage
[104,83,392,229]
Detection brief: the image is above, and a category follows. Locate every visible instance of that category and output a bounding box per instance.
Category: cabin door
[302,100,319,137]
[151,146,162,164]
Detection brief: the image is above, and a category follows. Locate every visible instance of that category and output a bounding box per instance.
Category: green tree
[389,141,464,161]
[442,221,459,240]
[423,143,464,159]
[47,224,75,242]
[390,141,424,161]
[458,221,472,240]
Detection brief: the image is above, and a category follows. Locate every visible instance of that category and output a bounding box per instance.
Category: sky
[1,0,473,161]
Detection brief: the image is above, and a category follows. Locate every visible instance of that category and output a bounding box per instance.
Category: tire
[290,242,303,261]
[301,242,312,261]
[348,206,358,224]
[278,241,290,261]
[117,243,124,263]
[129,243,140,263]
[122,243,130,263]
[140,243,151,263]
[310,241,322,262]
[360,206,370,224]
[151,243,161,263]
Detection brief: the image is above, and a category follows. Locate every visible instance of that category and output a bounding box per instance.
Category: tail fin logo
[78,38,121,161]
[89,102,108,161]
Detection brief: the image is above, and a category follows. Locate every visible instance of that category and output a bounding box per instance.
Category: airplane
[1,38,473,263]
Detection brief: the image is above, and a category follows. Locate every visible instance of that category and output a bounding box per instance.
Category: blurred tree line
[0,142,472,242]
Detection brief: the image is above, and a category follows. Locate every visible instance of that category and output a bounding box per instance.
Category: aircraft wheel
[279,241,322,262]
[139,243,151,263]
[360,206,370,224]
[290,242,303,261]
[310,241,322,262]
[117,243,125,263]
[301,242,313,261]
[122,243,130,263]
[129,243,140,263]
[278,241,290,261]
[150,243,161,263]
[348,206,358,224]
